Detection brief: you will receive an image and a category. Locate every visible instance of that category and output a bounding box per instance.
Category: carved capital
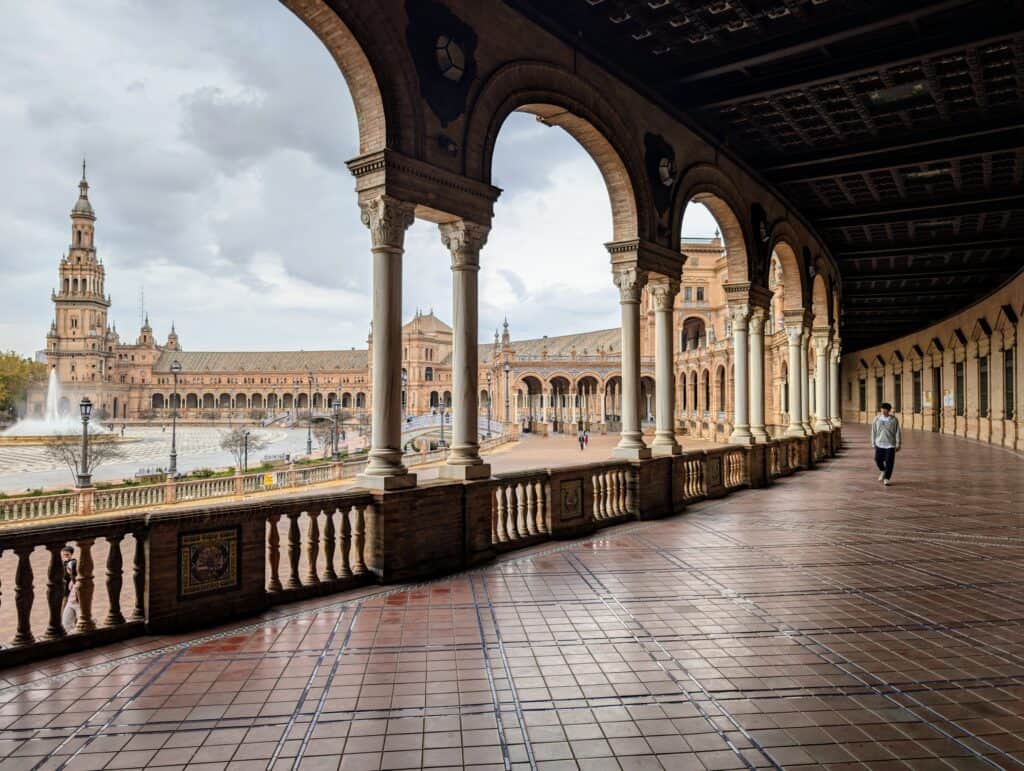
[439,220,489,270]
[728,304,750,330]
[647,278,679,312]
[812,334,831,355]
[748,306,768,335]
[785,325,803,346]
[612,265,648,303]
[359,195,415,250]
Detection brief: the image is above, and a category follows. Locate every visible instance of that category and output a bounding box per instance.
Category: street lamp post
[503,358,511,425]
[332,400,341,460]
[486,371,492,438]
[243,430,250,472]
[77,397,92,488]
[306,372,314,456]
[169,360,181,477]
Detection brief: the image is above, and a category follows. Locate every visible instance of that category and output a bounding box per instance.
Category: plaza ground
[1,425,1023,769]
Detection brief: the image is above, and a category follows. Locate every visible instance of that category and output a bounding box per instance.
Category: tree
[0,351,46,417]
[44,435,124,483]
[312,422,335,457]
[219,428,268,472]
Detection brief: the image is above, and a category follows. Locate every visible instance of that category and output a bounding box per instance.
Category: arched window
[716,367,726,413]
[690,371,698,413]
[702,370,711,415]
[76,230,82,246]
[425,366,433,381]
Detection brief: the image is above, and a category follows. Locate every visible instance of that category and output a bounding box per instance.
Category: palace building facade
[32,172,810,441]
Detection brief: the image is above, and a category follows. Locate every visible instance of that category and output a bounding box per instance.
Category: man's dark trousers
[874,447,896,480]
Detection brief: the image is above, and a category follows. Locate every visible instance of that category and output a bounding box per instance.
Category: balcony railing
[0,428,840,668]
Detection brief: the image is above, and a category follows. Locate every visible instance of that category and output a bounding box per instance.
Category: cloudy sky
[0,0,718,358]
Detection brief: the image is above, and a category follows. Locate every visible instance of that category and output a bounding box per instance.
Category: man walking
[871,402,901,486]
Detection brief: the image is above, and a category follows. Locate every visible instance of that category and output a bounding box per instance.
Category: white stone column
[600,383,607,424]
[800,327,813,435]
[830,337,842,426]
[613,265,650,459]
[749,306,769,443]
[358,196,416,490]
[650,278,681,455]
[785,324,804,437]
[728,304,753,444]
[813,331,831,432]
[439,221,490,479]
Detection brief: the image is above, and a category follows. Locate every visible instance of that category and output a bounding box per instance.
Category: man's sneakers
[883,478,891,486]
[878,471,886,481]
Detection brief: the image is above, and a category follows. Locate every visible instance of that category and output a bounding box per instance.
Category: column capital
[359,195,415,250]
[439,220,489,270]
[728,303,751,326]
[748,305,768,334]
[647,277,679,311]
[785,324,803,346]
[612,265,648,303]
[812,334,830,354]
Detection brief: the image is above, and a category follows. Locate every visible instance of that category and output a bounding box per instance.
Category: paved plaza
[1,425,1023,769]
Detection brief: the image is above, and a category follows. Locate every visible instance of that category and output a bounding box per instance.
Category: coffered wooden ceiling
[504,0,1024,351]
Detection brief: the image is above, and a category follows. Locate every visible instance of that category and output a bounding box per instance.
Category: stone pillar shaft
[830,342,842,426]
[813,332,831,431]
[359,196,416,490]
[650,278,681,455]
[613,266,650,459]
[800,328,812,435]
[729,305,753,444]
[785,325,804,437]
[749,307,769,442]
[440,221,490,480]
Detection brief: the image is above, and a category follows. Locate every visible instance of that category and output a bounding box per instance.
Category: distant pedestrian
[577,428,585,451]
[871,402,901,486]
[583,430,589,447]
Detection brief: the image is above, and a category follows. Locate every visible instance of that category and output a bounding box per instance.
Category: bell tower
[49,162,113,384]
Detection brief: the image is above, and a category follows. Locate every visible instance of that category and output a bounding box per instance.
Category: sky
[0,0,719,358]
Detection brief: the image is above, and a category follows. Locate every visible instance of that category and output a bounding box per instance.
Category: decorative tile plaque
[178,526,240,599]
[560,478,583,521]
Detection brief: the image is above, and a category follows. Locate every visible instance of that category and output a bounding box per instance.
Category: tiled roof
[152,349,368,373]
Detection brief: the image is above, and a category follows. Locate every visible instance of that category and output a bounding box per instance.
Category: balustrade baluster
[131,531,145,621]
[104,534,125,626]
[74,539,96,634]
[593,473,603,519]
[351,505,367,575]
[12,546,35,646]
[304,510,321,585]
[267,514,282,593]
[337,506,353,579]
[285,512,302,590]
[504,485,517,540]
[516,482,529,537]
[535,480,547,533]
[606,471,618,516]
[619,470,629,514]
[322,508,337,582]
[524,481,536,536]
[625,470,637,515]
[494,486,507,542]
[44,544,65,640]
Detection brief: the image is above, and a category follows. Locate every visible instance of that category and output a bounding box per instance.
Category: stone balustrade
[0,434,513,524]
[0,429,838,668]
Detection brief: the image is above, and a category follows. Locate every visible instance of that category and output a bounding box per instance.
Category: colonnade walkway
[2,425,1023,770]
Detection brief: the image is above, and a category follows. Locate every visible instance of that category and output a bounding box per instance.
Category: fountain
[0,369,110,444]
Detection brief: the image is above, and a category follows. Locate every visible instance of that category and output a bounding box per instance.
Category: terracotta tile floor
[2,424,1023,770]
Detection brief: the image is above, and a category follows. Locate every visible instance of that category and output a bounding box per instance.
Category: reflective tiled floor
[2,425,1024,770]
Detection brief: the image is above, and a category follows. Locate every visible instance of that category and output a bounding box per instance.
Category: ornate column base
[751,427,771,443]
[651,437,681,457]
[813,419,831,432]
[728,427,755,445]
[357,471,417,491]
[439,462,491,481]
[613,444,652,461]
[785,425,806,438]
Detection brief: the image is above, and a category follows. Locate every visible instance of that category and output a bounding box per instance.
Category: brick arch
[672,164,751,284]
[463,61,652,242]
[281,0,420,155]
[769,235,807,313]
[811,273,830,328]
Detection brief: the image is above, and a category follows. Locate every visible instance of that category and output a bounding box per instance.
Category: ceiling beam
[843,266,1017,281]
[662,0,972,86]
[679,26,1016,108]
[767,125,1024,183]
[846,290,975,301]
[814,192,1024,226]
[833,235,1024,258]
